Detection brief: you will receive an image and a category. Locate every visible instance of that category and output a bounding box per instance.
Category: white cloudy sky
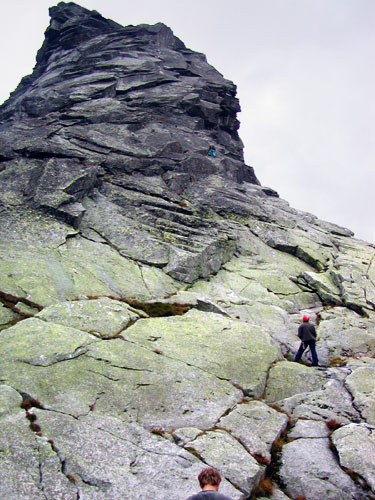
[1,0,374,243]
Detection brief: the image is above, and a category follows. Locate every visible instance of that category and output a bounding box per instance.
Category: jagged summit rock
[0,1,262,282]
[0,3,375,500]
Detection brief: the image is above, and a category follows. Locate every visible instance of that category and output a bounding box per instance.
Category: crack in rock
[36,441,49,500]
[19,343,95,367]
[120,333,236,385]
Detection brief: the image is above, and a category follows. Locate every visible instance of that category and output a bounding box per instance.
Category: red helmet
[303,314,310,322]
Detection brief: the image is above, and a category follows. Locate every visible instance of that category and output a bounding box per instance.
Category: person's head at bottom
[198,467,222,491]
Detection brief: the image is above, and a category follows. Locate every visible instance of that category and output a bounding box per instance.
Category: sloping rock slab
[7,409,242,500]
[317,307,375,364]
[36,297,140,337]
[0,317,97,366]
[123,309,282,396]
[265,361,326,403]
[0,322,242,430]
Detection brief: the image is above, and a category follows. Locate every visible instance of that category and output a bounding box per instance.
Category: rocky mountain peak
[36,2,124,65]
[0,4,375,500]
[0,1,262,283]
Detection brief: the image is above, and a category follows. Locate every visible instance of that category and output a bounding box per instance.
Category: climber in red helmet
[294,314,319,366]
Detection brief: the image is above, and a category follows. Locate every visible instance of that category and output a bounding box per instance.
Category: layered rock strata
[0,3,374,499]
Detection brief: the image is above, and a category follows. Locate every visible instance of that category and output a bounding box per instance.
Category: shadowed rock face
[0,3,375,500]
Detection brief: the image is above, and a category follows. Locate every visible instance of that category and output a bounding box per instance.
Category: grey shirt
[186,491,233,500]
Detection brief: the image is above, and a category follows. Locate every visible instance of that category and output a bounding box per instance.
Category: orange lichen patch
[329,357,347,366]
[151,428,166,437]
[252,453,271,466]
[251,477,274,498]
[326,419,343,431]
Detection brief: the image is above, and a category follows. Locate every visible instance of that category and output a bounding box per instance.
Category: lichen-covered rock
[0,211,179,306]
[265,361,326,403]
[0,303,20,329]
[184,429,263,495]
[218,400,288,461]
[332,423,375,491]
[345,365,375,425]
[0,385,23,418]
[31,411,242,500]
[297,270,342,305]
[123,309,282,396]
[280,438,368,500]
[317,307,375,364]
[0,317,97,367]
[36,297,141,337]
[276,377,361,423]
[172,427,202,446]
[0,321,242,430]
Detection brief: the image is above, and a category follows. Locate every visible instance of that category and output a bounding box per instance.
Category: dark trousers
[294,340,319,366]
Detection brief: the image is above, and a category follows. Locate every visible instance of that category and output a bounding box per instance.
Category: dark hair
[198,467,221,488]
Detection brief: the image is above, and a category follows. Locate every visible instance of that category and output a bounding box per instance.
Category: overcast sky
[1,0,374,243]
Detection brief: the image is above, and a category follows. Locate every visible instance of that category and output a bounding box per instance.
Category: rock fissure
[45,438,82,495]
[36,442,49,500]
[19,343,94,367]
[0,290,43,313]
[343,376,366,423]
[54,231,80,249]
[86,368,120,381]
[85,353,154,373]
[137,263,152,294]
[77,473,112,491]
[119,334,240,386]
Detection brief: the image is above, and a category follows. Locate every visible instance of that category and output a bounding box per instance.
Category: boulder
[265,361,326,403]
[317,307,375,365]
[332,423,375,491]
[280,438,368,500]
[218,400,289,461]
[288,419,329,439]
[36,297,141,338]
[345,365,375,425]
[184,429,263,495]
[277,377,362,424]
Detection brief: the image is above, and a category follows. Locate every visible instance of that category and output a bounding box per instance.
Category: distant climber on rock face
[294,314,319,366]
[185,468,233,500]
[208,145,216,157]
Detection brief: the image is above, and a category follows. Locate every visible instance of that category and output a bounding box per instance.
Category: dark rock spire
[36,2,125,66]
[0,1,259,282]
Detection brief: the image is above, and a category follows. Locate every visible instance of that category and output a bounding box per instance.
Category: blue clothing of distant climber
[208,145,216,157]
[294,314,319,366]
